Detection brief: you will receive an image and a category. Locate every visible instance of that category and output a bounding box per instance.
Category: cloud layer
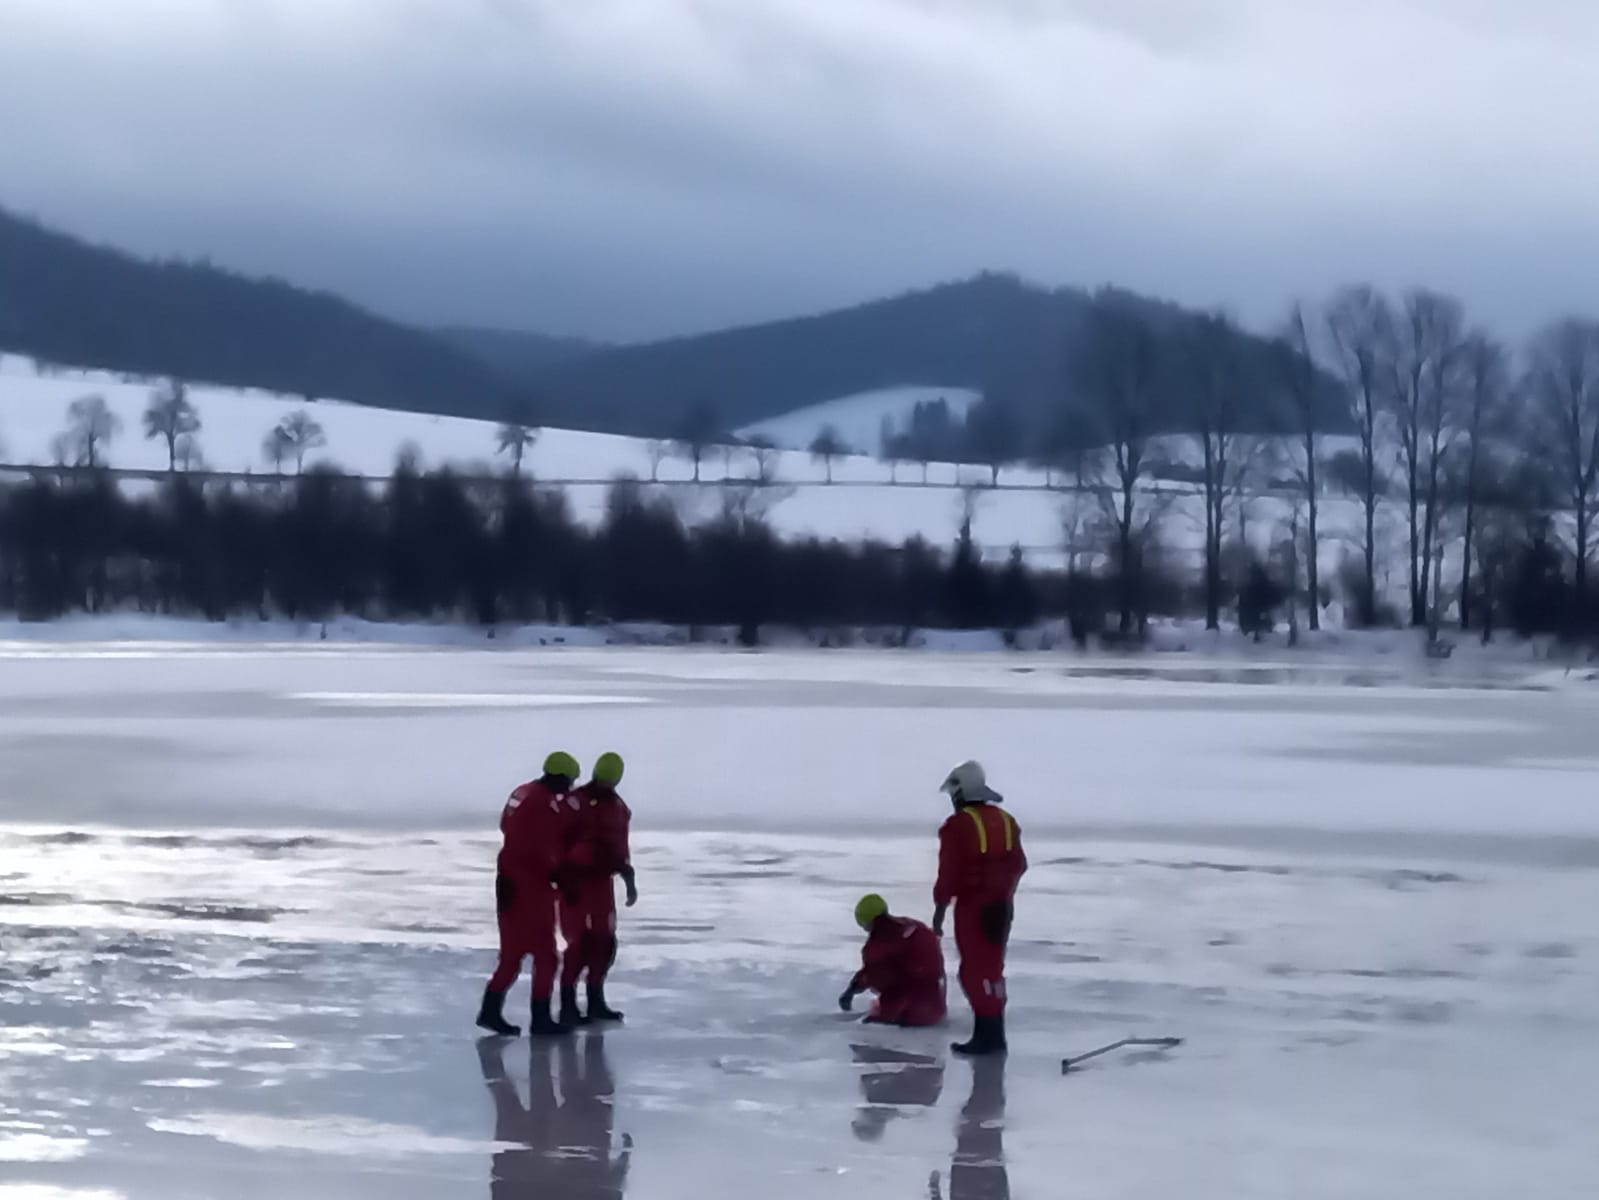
[4,0,1598,340]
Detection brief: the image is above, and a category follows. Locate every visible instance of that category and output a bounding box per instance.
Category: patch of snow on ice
[146,1114,493,1157]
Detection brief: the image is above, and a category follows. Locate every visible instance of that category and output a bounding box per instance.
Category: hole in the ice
[1137,858,1296,877]
[1525,942,1576,959]
[1339,966,1468,981]
[1394,1001,1454,1024]
[28,831,97,846]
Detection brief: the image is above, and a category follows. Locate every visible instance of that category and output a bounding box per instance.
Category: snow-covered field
[735,386,982,454]
[3,643,1598,1198]
[0,354,1412,580]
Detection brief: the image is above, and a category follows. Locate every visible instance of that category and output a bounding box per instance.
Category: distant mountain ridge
[2,206,1344,449]
[0,205,510,420]
[482,273,1348,444]
[513,273,1084,437]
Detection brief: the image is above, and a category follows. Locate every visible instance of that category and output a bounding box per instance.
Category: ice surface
[3,644,1598,1198]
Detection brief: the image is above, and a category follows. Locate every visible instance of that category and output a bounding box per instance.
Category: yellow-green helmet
[593,751,625,787]
[854,893,888,930]
[543,750,580,781]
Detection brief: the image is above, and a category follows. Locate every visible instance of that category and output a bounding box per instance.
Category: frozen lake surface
[3,644,1598,1199]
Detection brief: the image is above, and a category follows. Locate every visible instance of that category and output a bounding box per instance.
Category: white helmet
[940,759,992,803]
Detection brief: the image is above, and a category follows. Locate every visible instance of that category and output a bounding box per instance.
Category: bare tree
[1456,332,1509,629]
[1524,317,1599,599]
[262,427,292,473]
[496,423,536,476]
[1324,285,1395,625]
[174,434,204,472]
[1186,312,1247,630]
[905,398,954,484]
[64,394,122,468]
[1388,289,1466,625]
[745,435,782,486]
[1073,294,1163,635]
[809,426,849,485]
[645,439,670,483]
[877,415,898,484]
[674,400,719,483]
[966,393,1023,486]
[273,410,326,474]
[1277,302,1324,629]
[142,379,201,472]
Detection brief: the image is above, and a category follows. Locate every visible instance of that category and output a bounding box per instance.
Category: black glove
[838,986,857,1013]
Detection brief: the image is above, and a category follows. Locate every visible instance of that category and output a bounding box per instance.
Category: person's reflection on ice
[930,1056,1009,1200]
[850,1042,945,1143]
[477,1033,631,1199]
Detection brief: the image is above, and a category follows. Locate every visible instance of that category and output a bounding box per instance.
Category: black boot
[475,987,520,1038]
[528,995,573,1038]
[559,986,589,1028]
[586,981,624,1023]
[951,1014,1006,1057]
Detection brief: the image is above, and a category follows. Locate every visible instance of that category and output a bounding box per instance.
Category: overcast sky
[4,0,1599,343]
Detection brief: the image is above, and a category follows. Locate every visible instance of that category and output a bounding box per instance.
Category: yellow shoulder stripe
[965,806,989,854]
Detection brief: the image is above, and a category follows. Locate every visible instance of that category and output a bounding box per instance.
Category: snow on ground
[2,643,1599,1198]
[735,386,981,454]
[0,354,1556,607]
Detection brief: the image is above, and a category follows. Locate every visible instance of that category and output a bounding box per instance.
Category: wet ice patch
[0,1132,88,1162]
[146,1113,493,1157]
[287,691,649,708]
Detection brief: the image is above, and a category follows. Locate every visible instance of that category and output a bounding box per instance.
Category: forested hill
[435,326,606,377]
[0,206,510,419]
[514,273,1084,436]
[2,206,1343,445]
[496,274,1348,441]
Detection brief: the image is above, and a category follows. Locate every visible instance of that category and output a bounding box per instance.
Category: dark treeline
[1,459,1589,647]
[0,467,1061,644]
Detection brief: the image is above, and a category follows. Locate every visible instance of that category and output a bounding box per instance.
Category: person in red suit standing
[557,751,638,1026]
[932,760,1026,1056]
[838,893,947,1027]
[478,750,584,1038]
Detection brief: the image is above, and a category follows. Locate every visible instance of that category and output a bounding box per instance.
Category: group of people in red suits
[478,754,1024,1057]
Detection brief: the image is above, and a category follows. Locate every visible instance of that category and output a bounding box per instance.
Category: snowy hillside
[0,354,1438,607]
[736,386,981,454]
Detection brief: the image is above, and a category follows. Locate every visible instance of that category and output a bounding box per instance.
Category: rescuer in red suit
[932,760,1026,1056]
[477,750,583,1038]
[558,751,638,1026]
[838,893,947,1027]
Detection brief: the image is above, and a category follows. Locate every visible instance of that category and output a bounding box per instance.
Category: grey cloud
[2,0,1598,340]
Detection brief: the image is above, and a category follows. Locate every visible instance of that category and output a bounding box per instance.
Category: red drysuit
[488,780,581,1000]
[558,783,632,990]
[934,803,1026,1019]
[853,915,947,1027]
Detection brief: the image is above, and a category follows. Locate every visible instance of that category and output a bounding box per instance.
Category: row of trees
[23,384,332,477]
[0,459,1590,646]
[1047,287,1599,638]
[0,467,1045,640]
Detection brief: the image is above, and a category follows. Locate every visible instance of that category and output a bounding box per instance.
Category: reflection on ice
[850,1044,944,1143]
[939,1059,1009,1200]
[478,1035,631,1199]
